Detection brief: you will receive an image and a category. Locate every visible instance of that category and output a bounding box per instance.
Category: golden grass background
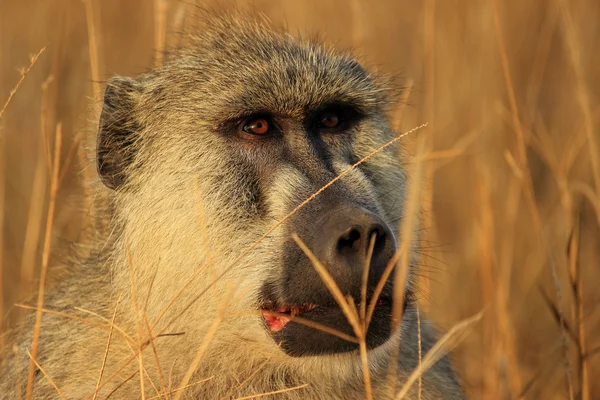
[1,0,599,398]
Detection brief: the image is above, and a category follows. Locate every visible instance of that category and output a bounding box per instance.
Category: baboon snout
[311,207,396,294]
[264,206,398,356]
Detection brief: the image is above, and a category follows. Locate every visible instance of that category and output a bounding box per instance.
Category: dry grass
[25,123,61,400]
[92,302,119,400]
[1,1,599,399]
[395,311,484,400]
[25,349,67,400]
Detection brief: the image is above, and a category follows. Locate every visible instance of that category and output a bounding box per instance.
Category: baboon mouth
[260,302,319,332]
[259,296,396,356]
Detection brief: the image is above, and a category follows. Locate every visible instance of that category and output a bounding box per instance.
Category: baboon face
[97,20,408,360]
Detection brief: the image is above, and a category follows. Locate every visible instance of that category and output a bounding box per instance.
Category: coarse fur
[1,14,464,399]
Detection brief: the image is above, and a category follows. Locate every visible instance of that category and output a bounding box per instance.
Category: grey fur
[1,14,464,399]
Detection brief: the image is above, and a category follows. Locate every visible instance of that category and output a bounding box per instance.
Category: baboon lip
[260,297,392,334]
[260,302,318,332]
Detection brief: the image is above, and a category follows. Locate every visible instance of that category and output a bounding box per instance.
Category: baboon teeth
[260,303,318,332]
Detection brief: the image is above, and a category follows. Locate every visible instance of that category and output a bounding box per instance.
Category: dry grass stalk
[492,0,573,396]
[127,249,146,400]
[419,0,436,315]
[496,172,523,397]
[350,0,365,48]
[232,383,309,400]
[385,130,427,395]
[15,303,135,346]
[347,296,359,319]
[75,141,96,224]
[167,360,175,396]
[73,307,135,344]
[26,350,67,400]
[475,156,499,397]
[524,5,559,130]
[103,371,138,400]
[426,148,467,162]
[154,0,168,66]
[19,140,47,297]
[89,333,184,398]
[82,0,102,107]
[416,305,422,400]
[88,352,140,398]
[90,327,180,400]
[173,284,235,400]
[393,79,414,132]
[143,314,169,400]
[0,46,46,120]
[148,377,214,400]
[490,0,527,164]
[58,133,83,187]
[360,234,377,323]
[40,75,55,172]
[567,215,589,400]
[392,137,425,330]
[291,235,362,334]
[358,336,372,400]
[143,265,160,316]
[170,2,191,48]
[394,311,483,400]
[576,269,590,400]
[423,0,435,125]
[221,360,270,399]
[139,265,167,395]
[172,3,188,34]
[364,247,403,330]
[0,138,4,339]
[262,310,358,343]
[427,131,477,171]
[570,183,600,218]
[292,234,372,399]
[479,145,522,397]
[74,306,136,347]
[92,303,119,400]
[556,0,600,224]
[562,105,600,175]
[25,123,62,400]
[143,364,163,400]
[104,365,160,400]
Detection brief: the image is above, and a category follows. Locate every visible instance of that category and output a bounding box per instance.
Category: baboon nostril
[369,227,387,254]
[310,207,396,287]
[337,227,362,253]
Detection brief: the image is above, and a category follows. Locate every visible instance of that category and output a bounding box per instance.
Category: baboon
[1,14,464,399]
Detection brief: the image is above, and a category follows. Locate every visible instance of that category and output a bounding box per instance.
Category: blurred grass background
[1,0,599,398]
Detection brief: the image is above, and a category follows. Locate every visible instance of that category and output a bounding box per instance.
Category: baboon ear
[97,76,143,190]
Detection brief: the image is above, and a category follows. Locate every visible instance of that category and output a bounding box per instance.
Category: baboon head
[96,16,411,365]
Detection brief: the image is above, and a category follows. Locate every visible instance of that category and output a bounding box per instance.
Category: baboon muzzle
[260,205,402,357]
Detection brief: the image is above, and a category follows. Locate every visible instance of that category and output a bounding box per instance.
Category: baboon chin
[1,13,465,400]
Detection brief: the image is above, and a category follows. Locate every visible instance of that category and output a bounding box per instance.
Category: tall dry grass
[1,0,599,399]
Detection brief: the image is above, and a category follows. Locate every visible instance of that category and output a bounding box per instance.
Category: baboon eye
[315,106,360,133]
[243,118,270,135]
[319,112,340,128]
